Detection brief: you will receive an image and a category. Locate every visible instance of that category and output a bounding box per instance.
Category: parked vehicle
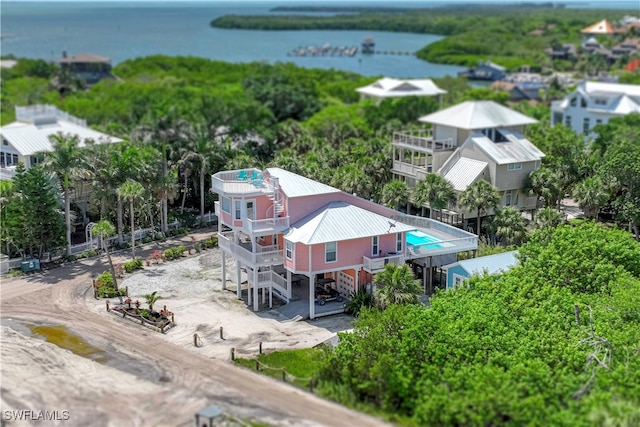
[315,285,343,306]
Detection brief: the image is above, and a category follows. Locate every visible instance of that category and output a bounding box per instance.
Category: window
[372,236,379,257]
[285,241,292,260]
[595,98,607,106]
[234,200,241,220]
[553,112,563,126]
[507,163,522,171]
[564,115,572,128]
[0,152,18,167]
[570,97,577,107]
[325,242,337,263]
[221,197,230,213]
[505,190,512,206]
[596,119,603,126]
[583,118,590,135]
[581,98,587,108]
[2,139,7,146]
[505,190,519,207]
[396,233,403,252]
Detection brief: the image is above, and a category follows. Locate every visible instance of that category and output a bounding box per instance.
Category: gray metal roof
[442,157,488,191]
[446,251,518,276]
[1,120,122,156]
[266,168,341,198]
[469,130,545,164]
[285,201,415,245]
[418,100,538,130]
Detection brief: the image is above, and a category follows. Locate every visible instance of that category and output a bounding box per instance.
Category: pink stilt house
[212,168,477,319]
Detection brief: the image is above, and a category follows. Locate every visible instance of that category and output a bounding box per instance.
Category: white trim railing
[247,270,290,303]
[217,233,284,267]
[393,130,456,151]
[362,253,405,273]
[246,216,290,233]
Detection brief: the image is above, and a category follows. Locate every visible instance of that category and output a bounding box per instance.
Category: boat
[361,37,375,54]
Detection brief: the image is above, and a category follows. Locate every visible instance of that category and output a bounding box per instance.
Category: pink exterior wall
[255,195,274,220]
[287,193,342,223]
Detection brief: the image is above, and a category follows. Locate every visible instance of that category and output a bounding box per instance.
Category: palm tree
[144,291,161,313]
[44,133,89,256]
[527,167,564,209]
[381,180,411,211]
[534,207,565,231]
[572,176,609,220]
[414,174,456,220]
[92,220,118,290]
[374,263,422,309]
[459,180,500,236]
[494,207,528,246]
[331,164,372,199]
[117,180,144,259]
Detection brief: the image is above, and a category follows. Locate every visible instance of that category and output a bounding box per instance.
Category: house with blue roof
[444,251,518,289]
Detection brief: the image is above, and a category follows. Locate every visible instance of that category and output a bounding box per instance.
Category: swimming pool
[406,230,447,251]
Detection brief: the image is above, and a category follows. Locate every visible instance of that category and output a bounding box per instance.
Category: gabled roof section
[468,130,545,164]
[58,53,111,64]
[418,101,538,130]
[265,168,341,198]
[356,77,447,98]
[610,95,640,114]
[441,157,488,191]
[1,121,123,156]
[449,251,518,276]
[582,81,640,98]
[581,19,615,34]
[285,201,415,245]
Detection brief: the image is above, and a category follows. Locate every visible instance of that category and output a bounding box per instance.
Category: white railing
[392,160,432,178]
[217,233,283,267]
[16,105,87,127]
[211,168,268,195]
[406,235,478,257]
[362,253,405,273]
[198,212,217,224]
[393,130,456,151]
[247,270,290,303]
[246,216,290,233]
[0,167,17,180]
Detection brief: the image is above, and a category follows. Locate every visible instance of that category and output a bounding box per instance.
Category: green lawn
[234,347,324,387]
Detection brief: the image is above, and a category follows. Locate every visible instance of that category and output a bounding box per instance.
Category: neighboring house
[444,250,518,289]
[545,43,576,61]
[551,81,640,138]
[609,38,640,63]
[580,19,619,36]
[458,60,507,81]
[212,167,478,318]
[392,100,544,223]
[0,105,122,179]
[490,81,541,101]
[355,77,447,104]
[57,52,117,88]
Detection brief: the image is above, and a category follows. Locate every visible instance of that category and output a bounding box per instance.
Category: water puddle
[26,324,110,364]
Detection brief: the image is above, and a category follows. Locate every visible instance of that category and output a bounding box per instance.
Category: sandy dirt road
[0,238,388,427]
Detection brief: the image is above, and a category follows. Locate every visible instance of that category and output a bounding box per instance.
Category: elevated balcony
[212,168,270,196]
[215,201,290,235]
[217,232,283,267]
[362,252,405,274]
[393,130,456,153]
[247,270,290,303]
[392,160,432,181]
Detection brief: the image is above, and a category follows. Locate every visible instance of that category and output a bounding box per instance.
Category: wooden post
[281,369,286,382]
[163,305,167,314]
[125,286,129,297]
[308,378,313,392]
[230,348,235,361]
[193,333,199,347]
[171,314,174,324]
[106,301,110,311]
[259,341,262,354]
[219,326,224,340]
[255,359,259,371]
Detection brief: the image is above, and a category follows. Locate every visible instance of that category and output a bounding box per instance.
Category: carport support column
[309,275,315,320]
[236,260,242,300]
[286,270,292,299]
[221,251,227,290]
[253,268,259,312]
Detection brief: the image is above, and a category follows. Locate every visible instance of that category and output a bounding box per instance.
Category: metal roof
[441,157,488,191]
[583,81,640,98]
[447,251,518,276]
[356,78,447,98]
[285,201,415,245]
[266,168,341,198]
[1,120,123,156]
[418,101,538,130]
[581,19,616,34]
[468,130,545,165]
[58,53,111,63]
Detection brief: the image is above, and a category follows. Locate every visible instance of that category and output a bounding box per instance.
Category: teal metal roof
[448,251,518,276]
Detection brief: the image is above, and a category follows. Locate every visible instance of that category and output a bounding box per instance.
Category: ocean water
[0,1,465,78]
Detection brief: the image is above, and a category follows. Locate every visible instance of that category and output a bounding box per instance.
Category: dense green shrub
[163,245,186,261]
[204,236,218,248]
[75,249,98,259]
[344,287,374,317]
[95,271,114,288]
[122,258,143,273]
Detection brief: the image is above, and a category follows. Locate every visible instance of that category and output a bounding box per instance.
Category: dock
[287,43,416,58]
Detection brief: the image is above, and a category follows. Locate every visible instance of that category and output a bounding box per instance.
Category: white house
[392,101,544,225]
[0,105,122,180]
[551,81,640,138]
[356,78,447,104]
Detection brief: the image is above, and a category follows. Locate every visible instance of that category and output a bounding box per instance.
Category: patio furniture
[237,170,248,181]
